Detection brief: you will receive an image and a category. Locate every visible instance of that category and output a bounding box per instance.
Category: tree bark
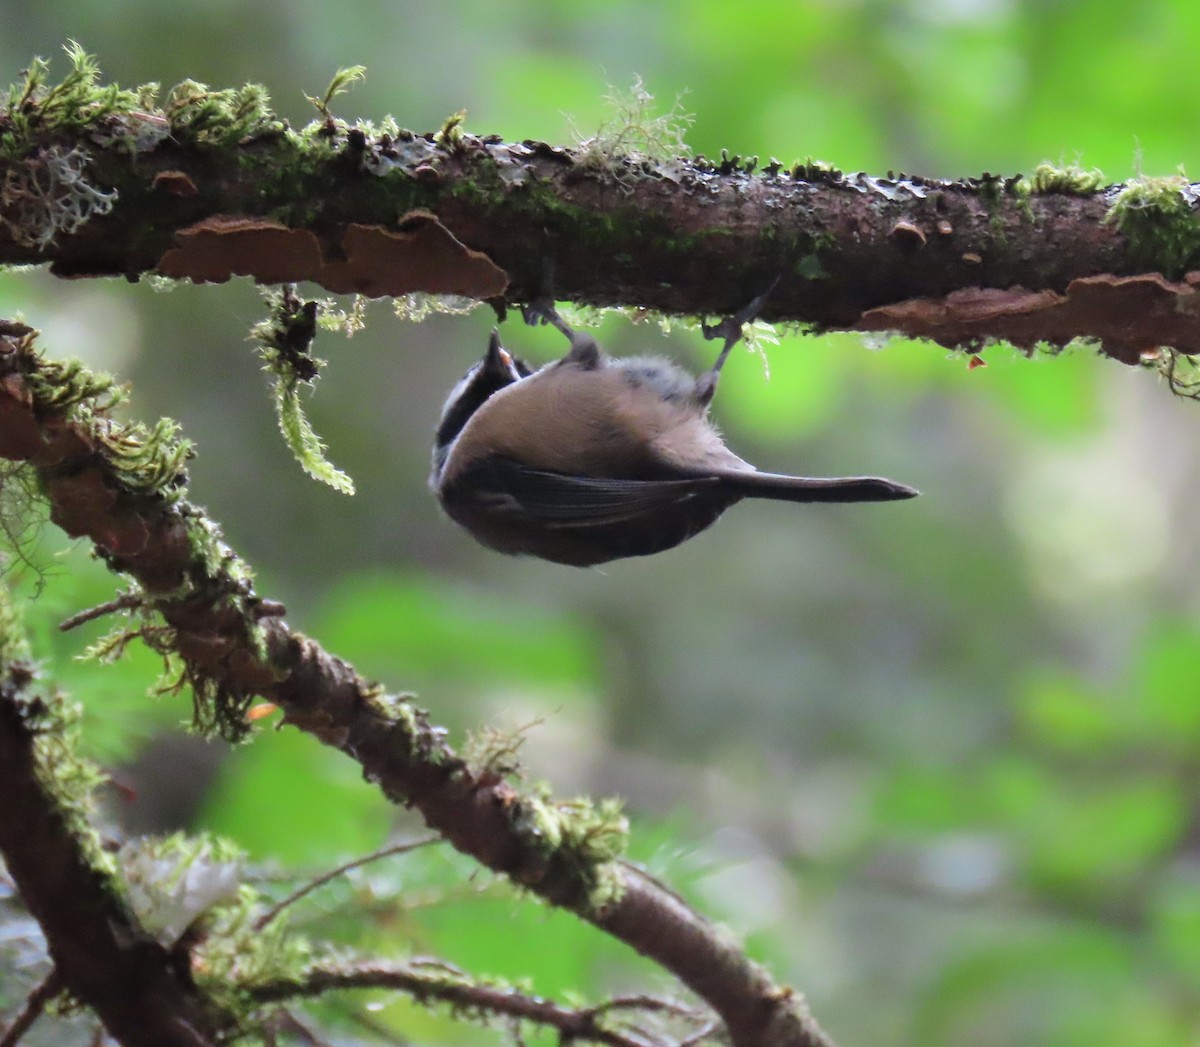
[4,101,1199,363]
[0,318,833,1047]
[0,668,230,1047]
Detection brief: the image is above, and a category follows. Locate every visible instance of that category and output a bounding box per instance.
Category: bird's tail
[718,470,918,503]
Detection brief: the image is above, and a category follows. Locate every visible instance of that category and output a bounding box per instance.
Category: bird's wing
[459,457,723,529]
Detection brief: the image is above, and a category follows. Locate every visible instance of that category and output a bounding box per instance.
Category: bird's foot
[696,276,781,404]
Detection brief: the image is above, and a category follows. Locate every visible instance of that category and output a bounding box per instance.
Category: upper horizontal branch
[3,60,1200,361]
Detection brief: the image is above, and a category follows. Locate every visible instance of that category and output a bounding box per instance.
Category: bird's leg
[695,277,781,405]
[522,296,601,368]
[518,255,602,366]
[521,296,574,338]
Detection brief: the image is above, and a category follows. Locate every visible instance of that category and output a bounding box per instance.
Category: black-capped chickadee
[431,297,917,566]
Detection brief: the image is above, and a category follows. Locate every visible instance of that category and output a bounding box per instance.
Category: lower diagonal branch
[249,619,831,1047]
[0,327,834,1047]
[0,666,230,1047]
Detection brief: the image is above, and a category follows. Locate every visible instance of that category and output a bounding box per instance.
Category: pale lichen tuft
[251,286,355,496]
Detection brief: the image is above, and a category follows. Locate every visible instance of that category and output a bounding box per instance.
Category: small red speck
[968,356,987,370]
[107,775,138,805]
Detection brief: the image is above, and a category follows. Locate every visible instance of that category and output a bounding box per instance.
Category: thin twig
[265,1010,333,1047]
[252,964,678,1047]
[678,1020,720,1047]
[254,836,441,930]
[58,592,142,632]
[592,993,699,1019]
[0,969,61,1047]
[585,993,711,1046]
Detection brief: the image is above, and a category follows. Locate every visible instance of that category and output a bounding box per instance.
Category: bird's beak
[486,329,511,366]
[485,328,522,380]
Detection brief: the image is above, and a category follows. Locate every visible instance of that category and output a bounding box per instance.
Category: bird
[430,294,917,566]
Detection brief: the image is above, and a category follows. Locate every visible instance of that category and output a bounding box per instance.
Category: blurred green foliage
[5,2,1200,1045]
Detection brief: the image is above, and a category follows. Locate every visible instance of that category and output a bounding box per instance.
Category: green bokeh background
[4,2,1200,1045]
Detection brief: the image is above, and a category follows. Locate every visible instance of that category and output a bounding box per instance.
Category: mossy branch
[4,49,1200,368]
[0,589,235,1046]
[0,322,833,1047]
[0,672,674,1047]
